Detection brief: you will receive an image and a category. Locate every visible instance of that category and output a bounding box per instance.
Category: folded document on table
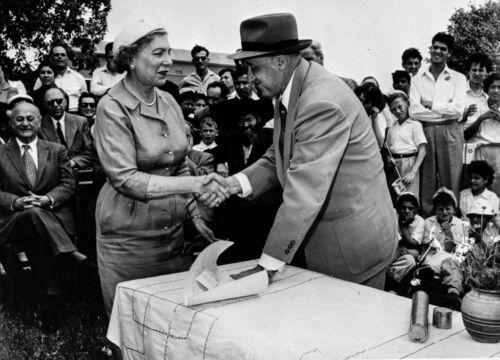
[183,240,269,306]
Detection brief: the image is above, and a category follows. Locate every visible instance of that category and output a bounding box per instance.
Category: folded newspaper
[183,240,269,306]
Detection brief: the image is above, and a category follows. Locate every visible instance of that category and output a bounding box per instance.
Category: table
[107,261,500,359]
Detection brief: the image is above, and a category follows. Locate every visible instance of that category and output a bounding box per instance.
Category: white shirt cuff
[233,172,253,197]
[258,253,286,272]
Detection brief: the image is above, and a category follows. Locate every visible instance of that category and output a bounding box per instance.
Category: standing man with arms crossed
[409,32,467,216]
[205,13,397,289]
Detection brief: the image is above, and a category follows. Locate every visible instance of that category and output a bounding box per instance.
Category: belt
[392,152,417,159]
[422,119,457,127]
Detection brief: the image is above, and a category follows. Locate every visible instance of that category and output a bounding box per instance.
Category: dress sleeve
[94,97,151,201]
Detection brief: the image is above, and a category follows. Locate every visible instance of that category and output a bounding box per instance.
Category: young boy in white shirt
[193,116,218,152]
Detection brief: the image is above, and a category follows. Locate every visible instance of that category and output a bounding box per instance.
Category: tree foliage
[0,0,111,77]
[447,0,500,73]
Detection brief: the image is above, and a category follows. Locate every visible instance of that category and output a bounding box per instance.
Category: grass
[0,275,118,360]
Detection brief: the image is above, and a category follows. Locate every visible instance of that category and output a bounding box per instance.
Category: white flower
[410,278,421,286]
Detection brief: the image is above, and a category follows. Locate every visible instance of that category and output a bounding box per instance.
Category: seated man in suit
[0,101,88,295]
[39,87,94,170]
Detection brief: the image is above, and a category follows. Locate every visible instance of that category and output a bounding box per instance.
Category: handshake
[196,173,242,208]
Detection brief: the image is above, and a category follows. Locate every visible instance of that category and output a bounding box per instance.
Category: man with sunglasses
[39,87,93,170]
[90,42,124,97]
[179,45,220,95]
[409,32,467,216]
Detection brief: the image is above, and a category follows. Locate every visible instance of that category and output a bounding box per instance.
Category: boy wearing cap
[420,187,468,295]
[388,192,425,283]
[467,198,500,247]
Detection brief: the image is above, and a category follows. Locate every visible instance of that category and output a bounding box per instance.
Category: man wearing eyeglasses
[90,42,125,97]
[39,87,93,170]
[409,32,467,216]
[179,45,220,95]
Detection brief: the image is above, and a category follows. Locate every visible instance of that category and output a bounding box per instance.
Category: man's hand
[216,163,229,178]
[28,192,51,208]
[463,104,477,119]
[420,99,433,110]
[198,173,229,207]
[403,170,417,184]
[12,196,37,211]
[485,109,500,122]
[225,176,243,195]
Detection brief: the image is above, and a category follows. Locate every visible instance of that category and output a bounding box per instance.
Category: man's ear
[275,55,286,71]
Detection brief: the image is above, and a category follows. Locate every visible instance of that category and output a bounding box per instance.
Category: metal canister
[409,291,429,342]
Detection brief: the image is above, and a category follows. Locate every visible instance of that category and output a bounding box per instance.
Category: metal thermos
[409,291,429,342]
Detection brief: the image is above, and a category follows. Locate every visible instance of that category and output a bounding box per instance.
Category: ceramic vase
[461,287,500,343]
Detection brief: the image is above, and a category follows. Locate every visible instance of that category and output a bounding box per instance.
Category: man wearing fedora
[214,13,398,289]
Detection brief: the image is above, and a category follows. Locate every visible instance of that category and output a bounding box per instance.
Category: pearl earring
[130,64,136,70]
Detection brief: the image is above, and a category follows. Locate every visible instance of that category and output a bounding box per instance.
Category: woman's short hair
[36,59,55,75]
[467,160,495,186]
[78,92,97,109]
[483,73,500,92]
[114,29,168,73]
[354,83,385,111]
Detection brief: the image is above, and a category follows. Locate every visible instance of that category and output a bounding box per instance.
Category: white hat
[467,198,496,216]
[113,19,166,56]
[432,186,457,207]
[7,94,33,106]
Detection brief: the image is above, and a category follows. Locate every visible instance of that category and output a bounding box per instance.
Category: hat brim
[228,39,312,60]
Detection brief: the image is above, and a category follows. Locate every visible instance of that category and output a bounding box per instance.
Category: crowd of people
[0,14,500,329]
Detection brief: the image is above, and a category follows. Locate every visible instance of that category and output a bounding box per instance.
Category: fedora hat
[228,13,312,60]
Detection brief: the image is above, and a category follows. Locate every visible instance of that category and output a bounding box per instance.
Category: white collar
[51,112,66,123]
[280,69,297,111]
[422,64,451,80]
[16,137,37,151]
[467,81,487,97]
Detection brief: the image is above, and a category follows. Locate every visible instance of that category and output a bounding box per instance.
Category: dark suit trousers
[7,207,77,293]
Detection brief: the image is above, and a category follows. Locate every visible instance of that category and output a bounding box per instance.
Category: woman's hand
[192,217,215,242]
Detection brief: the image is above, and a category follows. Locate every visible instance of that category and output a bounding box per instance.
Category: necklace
[124,79,157,106]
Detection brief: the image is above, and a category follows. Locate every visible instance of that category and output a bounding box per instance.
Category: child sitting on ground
[388,192,425,283]
[193,116,218,152]
[385,91,427,198]
[459,160,499,221]
[420,187,469,296]
[466,198,499,248]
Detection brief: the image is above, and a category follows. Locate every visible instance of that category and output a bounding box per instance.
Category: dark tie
[22,145,37,187]
[278,101,287,158]
[56,121,67,148]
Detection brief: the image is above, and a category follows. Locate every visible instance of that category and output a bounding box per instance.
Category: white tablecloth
[108,261,500,359]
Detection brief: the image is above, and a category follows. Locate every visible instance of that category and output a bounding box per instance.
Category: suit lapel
[65,113,77,150]
[273,100,283,183]
[5,141,32,188]
[279,59,311,183]
[35,140,49,187]
[41,116,59,143]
